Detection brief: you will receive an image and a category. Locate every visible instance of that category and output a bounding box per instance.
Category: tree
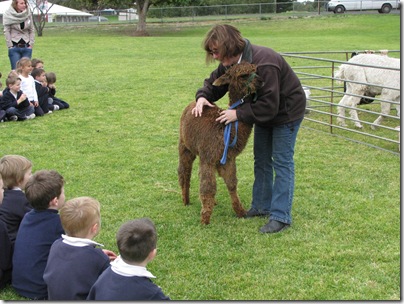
[134,0,152,36]
[29,0,56,37]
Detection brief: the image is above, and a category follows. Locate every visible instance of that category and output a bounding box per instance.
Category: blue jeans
[8,47,32,70]
[250,117,303,224]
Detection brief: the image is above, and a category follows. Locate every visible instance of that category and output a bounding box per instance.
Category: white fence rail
[281,51,400,155]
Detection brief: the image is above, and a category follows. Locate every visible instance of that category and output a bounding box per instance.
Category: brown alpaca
[178,62,264,224]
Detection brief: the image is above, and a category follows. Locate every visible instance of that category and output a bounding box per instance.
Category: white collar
[62,234,104,247]
[111,255,156,278]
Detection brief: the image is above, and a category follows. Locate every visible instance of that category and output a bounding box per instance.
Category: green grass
[0,14,400,300]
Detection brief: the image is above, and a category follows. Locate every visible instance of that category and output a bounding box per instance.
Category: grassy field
[0,14,400,300]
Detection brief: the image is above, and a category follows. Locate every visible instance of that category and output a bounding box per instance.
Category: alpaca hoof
[354,124,363,129]
[236,209,247,218]
[337,120,347,127]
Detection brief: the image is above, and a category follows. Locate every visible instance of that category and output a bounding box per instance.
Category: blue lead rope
[220,99,243,165]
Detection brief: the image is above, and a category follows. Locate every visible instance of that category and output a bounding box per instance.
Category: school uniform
[12,209,64,300]
[87,256,170,301]
[0,189,32,244]
[34,80,51,114]
[43,236,110,300]
[0,88,34,120]
[0,219,12,290]
[48,86,69,109]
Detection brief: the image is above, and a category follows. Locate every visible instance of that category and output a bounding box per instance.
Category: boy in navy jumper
[0,75,35,121]
[87,218,170,301]
[45,72,69,110]
[31,68,58,114]
[12,170,65,300]
[0,155,33,244]
[43,196,117,300]
[0,176,13,290]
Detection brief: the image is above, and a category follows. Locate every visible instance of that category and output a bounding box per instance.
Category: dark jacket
[12,209,64,300]
[0,189,32,244]
[0,88,30,111]
[195,39,306,127]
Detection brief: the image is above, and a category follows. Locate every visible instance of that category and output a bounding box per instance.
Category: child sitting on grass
[16,57,43,117]
[87,218,170,301]
[0,175,12,290]
[12,170,65,300]
[31,68,59,114]
[45,72,70,110]
[0,155,33,244]
[0,75,35,121]
[43,196,117,300]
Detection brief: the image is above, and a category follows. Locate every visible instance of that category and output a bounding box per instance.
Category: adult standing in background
[3,0,35,70]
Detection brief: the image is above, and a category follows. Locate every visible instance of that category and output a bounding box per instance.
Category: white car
[326,0,400,13]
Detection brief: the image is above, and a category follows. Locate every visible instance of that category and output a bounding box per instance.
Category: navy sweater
[87,267,170,301]
[0,189,32,244]
[12,209,64,300]
[43,238,110,300]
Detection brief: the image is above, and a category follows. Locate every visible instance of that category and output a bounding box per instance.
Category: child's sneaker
[53,105,59,111]
[9,115,18,121]
[26,113,36,120]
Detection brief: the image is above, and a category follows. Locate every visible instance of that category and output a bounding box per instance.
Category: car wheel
[381,4,392,13]
[334,5,345,13]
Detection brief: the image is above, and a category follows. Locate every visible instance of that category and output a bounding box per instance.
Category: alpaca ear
[213,73,230,86]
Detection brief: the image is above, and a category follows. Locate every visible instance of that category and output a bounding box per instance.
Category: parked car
[326,0,399,13]
[88,16,109,22]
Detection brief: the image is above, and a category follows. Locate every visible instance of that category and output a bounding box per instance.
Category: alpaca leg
[337,95,349,127]
[199,161,217,225]
[178,141,196,206]
[371,99,391,130]
[346,95,363,129]
[217,160,246,218]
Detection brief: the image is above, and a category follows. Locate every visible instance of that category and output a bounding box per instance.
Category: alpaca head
[213,62,264,105]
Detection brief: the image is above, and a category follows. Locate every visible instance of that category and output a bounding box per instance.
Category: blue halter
[220,99,244,165]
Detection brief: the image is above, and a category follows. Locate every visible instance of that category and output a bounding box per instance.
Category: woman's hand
[191,97,214,117]
[216,109,237,125]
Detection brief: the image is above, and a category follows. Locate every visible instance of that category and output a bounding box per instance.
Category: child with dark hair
[45,71,69,110]
[44,196,117,300]
[12,170,65,300]
[87,218,170,301]
[0,75,35,121]
[31,58,44,69]
[31,67,58,114]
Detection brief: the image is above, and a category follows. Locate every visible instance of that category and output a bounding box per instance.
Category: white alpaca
[335,54,400,129]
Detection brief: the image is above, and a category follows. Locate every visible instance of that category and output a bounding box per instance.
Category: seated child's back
[12,170,65,300]
[0,155,33,244]
[87,218,170,301]
[43,196,117,300]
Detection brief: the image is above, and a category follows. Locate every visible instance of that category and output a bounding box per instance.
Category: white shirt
[110,255,156,278]
[19,74,38,102]
[61,234,104,247]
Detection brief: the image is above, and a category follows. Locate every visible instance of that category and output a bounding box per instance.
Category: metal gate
[282,50,400,155]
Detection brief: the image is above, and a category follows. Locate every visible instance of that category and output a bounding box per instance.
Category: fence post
[330,61,335,134]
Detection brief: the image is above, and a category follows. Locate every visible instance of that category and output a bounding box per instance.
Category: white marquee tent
[0,0,93,22]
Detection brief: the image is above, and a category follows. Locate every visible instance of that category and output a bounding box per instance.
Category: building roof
[0,0,92,16]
